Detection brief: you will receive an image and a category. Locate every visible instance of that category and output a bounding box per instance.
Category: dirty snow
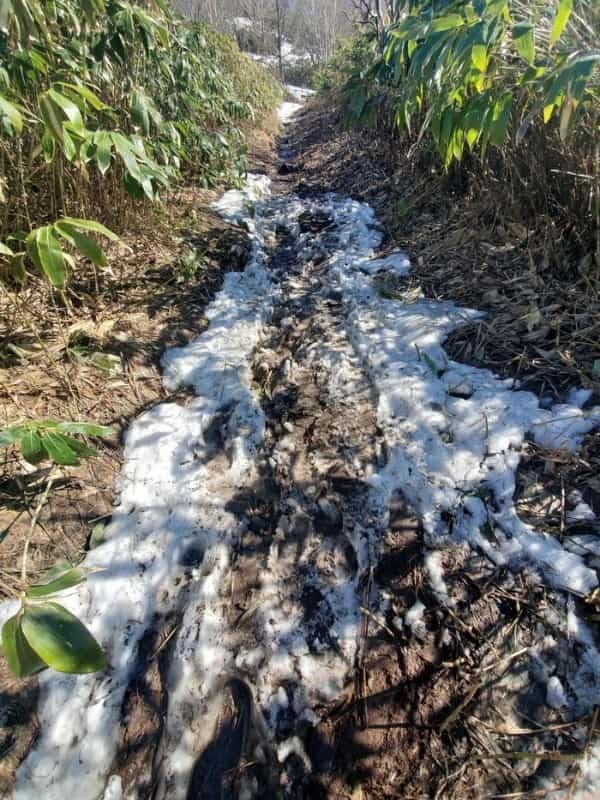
[7,125,600,798]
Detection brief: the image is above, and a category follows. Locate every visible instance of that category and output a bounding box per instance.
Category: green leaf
[54,223,107,267]
[21,602,106,674]
[26,566,87,599]
[46,89,84,131]
[550,0,573,45]
[56,421,115,437]
[59,435,98,458]
[93,130,112,174]
[57,83,109,111]
[0,241,14,257]
[489,92,513,147]
[56,217,119,241]
[0,94,24,135]
[111,132,143,184]
[41,128,55,162]
[39,94,64,143]
[20,430,45,464]
[25,226,68,288]
[131,90,150,135]
[40,431,79,465]
[1,613,46,678]
[471,45,488,73]
[430,14,465,33]
[0,427,23,447]
[512,22,535,64]
[89,522,107,549]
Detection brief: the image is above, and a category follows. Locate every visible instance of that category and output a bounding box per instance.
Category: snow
[546,675,568,709]
[425,550,452,605]
[6,113,600,797]
[211,173,270,224]
[405,600,427,638]
[286,85,315,102]
[278,101,302,124]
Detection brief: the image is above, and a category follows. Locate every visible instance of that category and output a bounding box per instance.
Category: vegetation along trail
[1,1,600,797]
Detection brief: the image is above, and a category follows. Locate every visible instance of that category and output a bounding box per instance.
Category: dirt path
[4,104,600,800]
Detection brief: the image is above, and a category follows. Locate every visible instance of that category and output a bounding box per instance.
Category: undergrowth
[324,0,599,267]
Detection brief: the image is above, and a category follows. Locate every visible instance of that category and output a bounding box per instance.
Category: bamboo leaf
[1,613,46,678]
[0,94,24,135]
[93,130,112,174]
[54,223,107,267]
[26,566,87,598]
[56,217,119,241]
[20,429,45,464]
[550,0,573,46]
[25,226,68,287]
[21,602,106,674]
[55,421,114,436]
[40,431,79,465]
[512,23,535,65]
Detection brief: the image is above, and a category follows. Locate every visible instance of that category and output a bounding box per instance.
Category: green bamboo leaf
[46,88,84,130]
[62,126,77,162]
[1,613,46,678]
[56,217,119,241]
[26,566,87,599]
[59,436,98,458]
[93,130,112,174]
[0,94,24,135]
[430,14,465,33]
[25,226,68,287]
[39,94,64,143]
[111,132,143,183]
[57,83,109,111]
[20,429,44,464]
[489,92,513,147]
[131,90,150,135]
[41,128,55,162]
[56,421,115,436]
[550,0,573,45]
[513,23,535,65]
[21,602,106,674]
[471,45,488,73]
[54,223,107,267]
[0,427,24,447]
[40,431,79,465]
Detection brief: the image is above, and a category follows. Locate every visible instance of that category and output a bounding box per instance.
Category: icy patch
[405,600,427,638]
[286,85,315,102]
[278,101,302,124]
[356,250,411,276]
[9,170,600,797]
[425,550,452,606]
[211,173,271,224]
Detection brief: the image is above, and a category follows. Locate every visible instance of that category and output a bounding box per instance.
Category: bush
[330,0,599,259]
[0,1,282,288]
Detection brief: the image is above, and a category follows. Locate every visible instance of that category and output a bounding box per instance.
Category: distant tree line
[174,0,356,75]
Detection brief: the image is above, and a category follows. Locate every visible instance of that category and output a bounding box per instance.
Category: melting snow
[7,159,600,796]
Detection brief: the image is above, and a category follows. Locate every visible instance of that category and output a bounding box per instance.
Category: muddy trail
[3,105,600,800]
